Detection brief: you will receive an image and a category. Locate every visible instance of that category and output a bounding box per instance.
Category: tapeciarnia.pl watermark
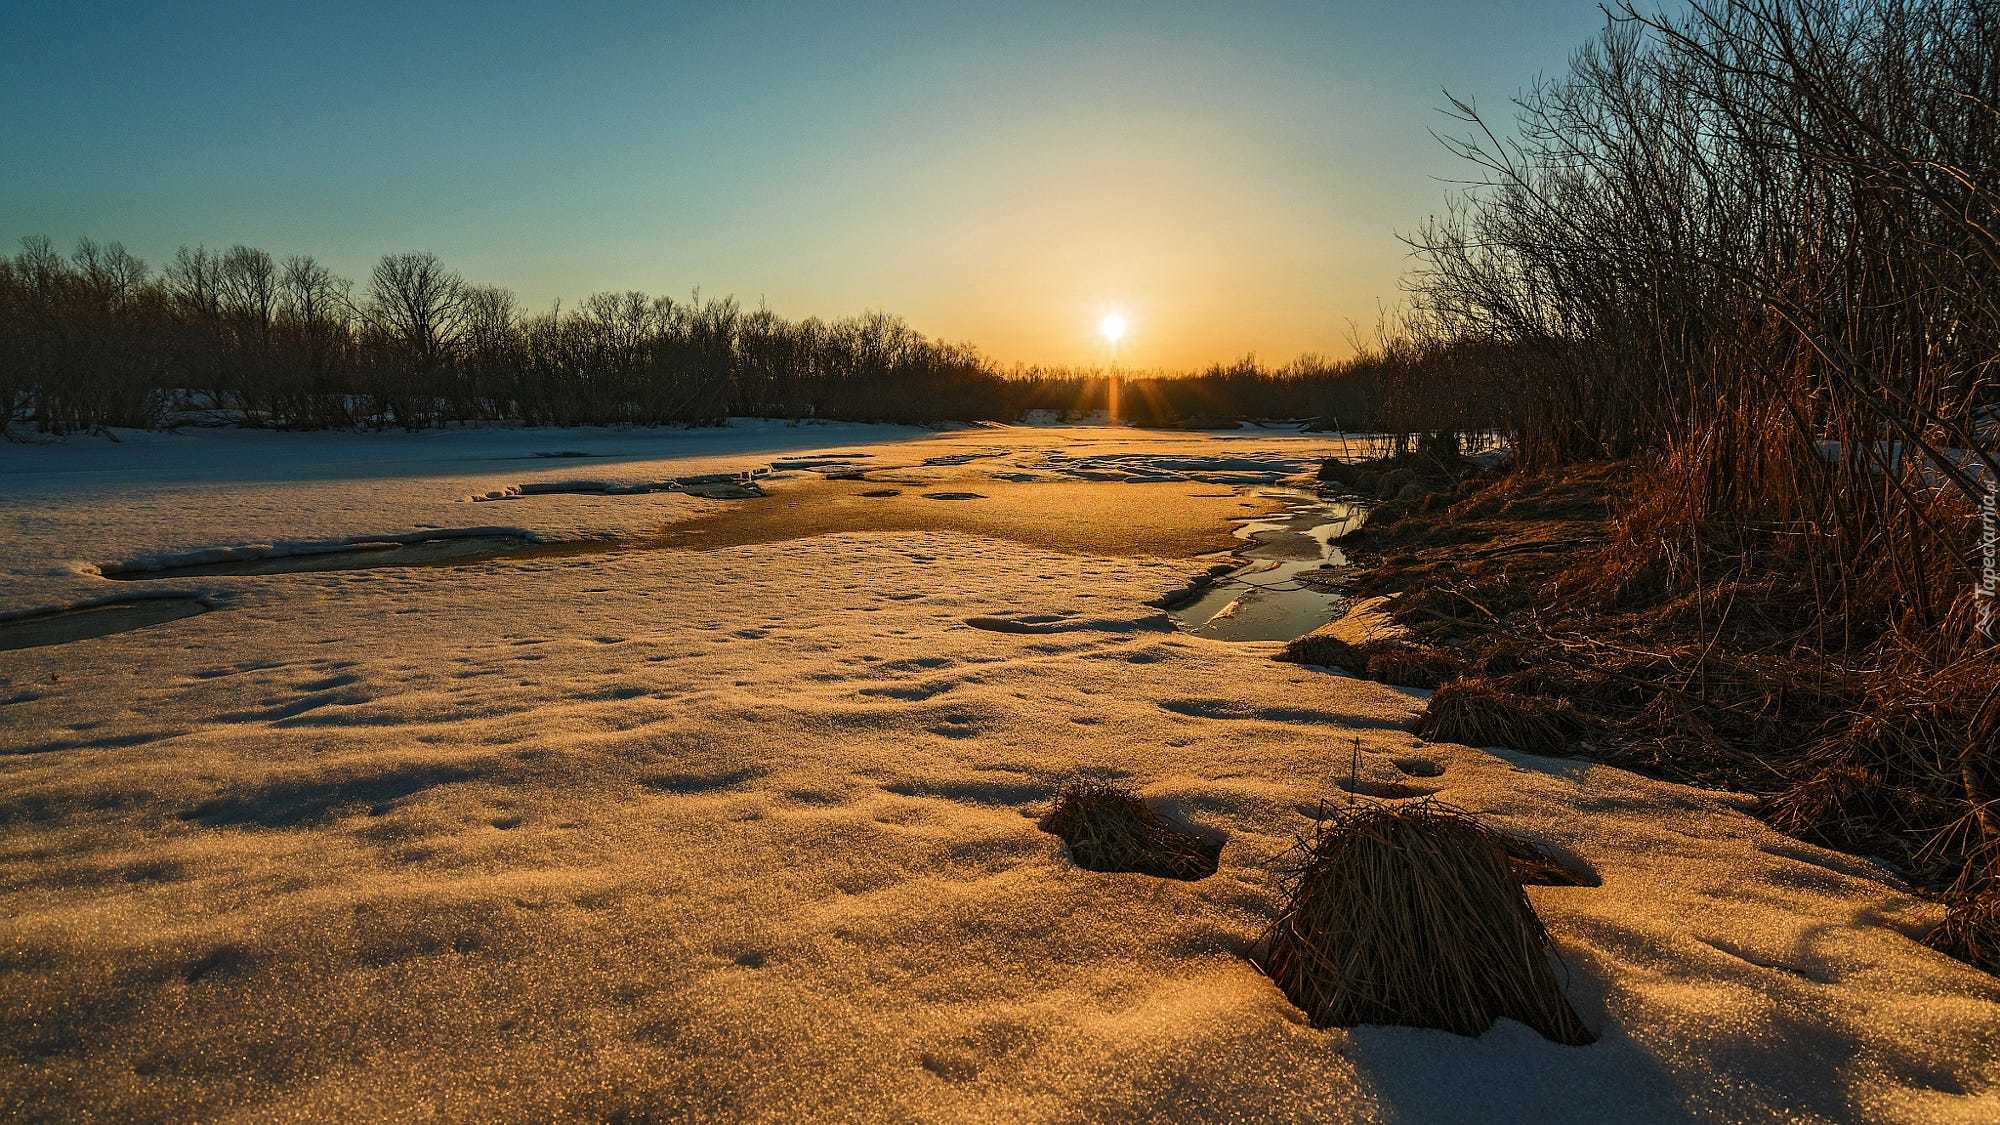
[1982,481,1997,641]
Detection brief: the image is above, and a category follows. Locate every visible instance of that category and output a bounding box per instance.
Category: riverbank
[1295,457,2000,975]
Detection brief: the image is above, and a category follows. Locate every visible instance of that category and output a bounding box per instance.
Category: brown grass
[1254,800,1594,1044]
[1277,634,1460,690]
[1928,882,2000,974]
[1038,778,1221,881]
[1413,678,1579,756]
[1275,633,1367,673]
[1362,642,1460,689]
[1338,458,2000,973]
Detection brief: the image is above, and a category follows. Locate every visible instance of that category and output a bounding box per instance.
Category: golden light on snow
[1098,311,1129,346]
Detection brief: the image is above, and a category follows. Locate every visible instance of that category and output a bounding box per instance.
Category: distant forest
[0,238,1482,436]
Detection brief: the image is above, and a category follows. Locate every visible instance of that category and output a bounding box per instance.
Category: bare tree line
[0,241,1423,435]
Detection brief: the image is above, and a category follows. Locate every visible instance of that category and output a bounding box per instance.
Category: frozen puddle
[102,535,541,580]
[0,596,209,651]
[1165,493,1368,641]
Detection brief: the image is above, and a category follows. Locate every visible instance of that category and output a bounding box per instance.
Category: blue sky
[2,1,1616,367]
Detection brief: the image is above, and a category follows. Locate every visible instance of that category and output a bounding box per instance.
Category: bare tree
[219,245,278,341]
[460,284,516,353]
[269,256,354,426]
[165,246,224,321]
[70,238,148,304]
[456,283,518,420]
[364,251,466,368]
[279,255,345,327]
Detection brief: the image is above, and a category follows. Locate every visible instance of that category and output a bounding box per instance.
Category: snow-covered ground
[1,423,1996,1121]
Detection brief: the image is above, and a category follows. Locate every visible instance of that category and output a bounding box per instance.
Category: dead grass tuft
[1363,642,1460,689]
[1413,678,1579,755]
[1278,633,1461,690]
[1039,778,1221,881]
[1762,760,1912,860]
[1254,800,1595,1044]
[1276,632,1367,673]
[1927,878,2000,974]
[1474,639,1532,677]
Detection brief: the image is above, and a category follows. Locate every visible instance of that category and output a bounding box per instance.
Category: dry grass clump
[1277,634,1461,690]
[1316,449,1476,501]
[1413,678,1579,755]
[1390,586,1491,633]
[1762,759,1921,863]
[1363,642,1460,689]
[1254,800,1594,1044]
[1474,638,1532,677]
[1762,675,1997,879]
[1275,632,1366,672]
[1038,778,1220,881]
[1928,880,2000,974]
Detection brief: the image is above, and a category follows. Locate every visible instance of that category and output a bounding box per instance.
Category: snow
[1,423,1997,1121]
[1815,438,1998,491]
[1038,451,1319,485]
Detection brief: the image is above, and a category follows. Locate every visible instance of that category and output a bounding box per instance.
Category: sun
[1098,311,1128,345]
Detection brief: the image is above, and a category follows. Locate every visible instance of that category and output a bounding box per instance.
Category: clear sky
[1,1,1614,369]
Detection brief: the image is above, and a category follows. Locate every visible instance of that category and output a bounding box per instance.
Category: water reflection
[1168,493,1369,641]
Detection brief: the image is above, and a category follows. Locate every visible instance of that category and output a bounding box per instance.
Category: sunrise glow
[1098,311,1128,346]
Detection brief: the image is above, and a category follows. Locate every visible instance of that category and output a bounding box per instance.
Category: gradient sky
[1,1,1614,369]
